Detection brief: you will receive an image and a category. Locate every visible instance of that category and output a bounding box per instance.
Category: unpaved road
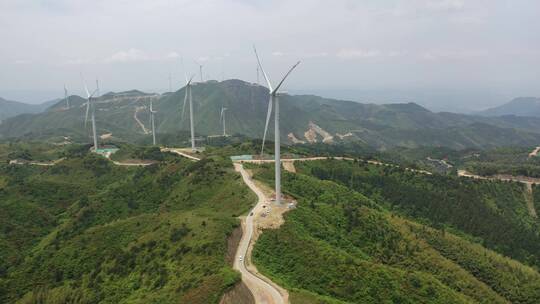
[234,163,288,304]
[112,160,155,167]
[134,106,150,134]
[237,157,432,175]
[160,147,201,161]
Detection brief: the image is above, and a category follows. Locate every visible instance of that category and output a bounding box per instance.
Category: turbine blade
[181,86,188,118]
[84,83,90,98]
[273,61,301,94]
[95,79,100,97]
[84,100,90,126]
[81,73,91,98]
[261,95,273,156]
[253,46,273,92]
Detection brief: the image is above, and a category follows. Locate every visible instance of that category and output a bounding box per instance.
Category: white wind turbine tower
[83,80,99,151]
[150,99,157,145]
[254,46,300,205]
[220,107,227,136]
[64,84,70,109]
[181,74,196,151]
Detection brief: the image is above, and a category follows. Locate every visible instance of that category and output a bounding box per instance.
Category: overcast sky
[0,0,539,111]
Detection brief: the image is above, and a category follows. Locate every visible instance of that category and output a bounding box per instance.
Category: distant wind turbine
[64,84,70,109]
[254,46,300,205]
[220,107,227,136]
[150,99,157,145]
[181,74,196,151]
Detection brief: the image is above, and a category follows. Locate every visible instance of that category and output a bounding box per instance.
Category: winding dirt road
[234,163,289,304]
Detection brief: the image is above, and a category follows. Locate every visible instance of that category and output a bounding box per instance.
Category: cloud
[14,59,31,64]
[105,48,149,63]
[63,58,91,65]
[426,0,465,12]
[196,56,209,63]
[336,49,382,59]
[304,52,329,58]
[421,49,488,61]
[272,51,285,57]
[166,51,180,59]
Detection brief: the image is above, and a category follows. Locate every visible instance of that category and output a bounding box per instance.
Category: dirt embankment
[220,281,255,304]
[220,226,255,304]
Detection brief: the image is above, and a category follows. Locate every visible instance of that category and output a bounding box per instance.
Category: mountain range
[479,97,540,117]
[2,79,540,150]
[0,97,57,122]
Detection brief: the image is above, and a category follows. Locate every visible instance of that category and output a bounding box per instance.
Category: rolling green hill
[0,146,256,303]
[0,97,56,123]
[3,80,540,150]
[249,161,540,304]
[480,97,540,117]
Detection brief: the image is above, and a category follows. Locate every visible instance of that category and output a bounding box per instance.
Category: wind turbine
[181,74,196,151]
[220,107,227,136]
[64,84,70,109]
[83,80,99,151]
[254,46,300,205]
[150,98,157,145]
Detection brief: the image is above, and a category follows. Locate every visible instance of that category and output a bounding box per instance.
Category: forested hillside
[0,146,255,303]
[295,159,540,268]
[248,161,540,303]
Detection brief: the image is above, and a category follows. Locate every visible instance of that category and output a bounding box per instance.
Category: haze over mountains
[479,97,540,117]
[2,79,540,150]
[0,97,57,122]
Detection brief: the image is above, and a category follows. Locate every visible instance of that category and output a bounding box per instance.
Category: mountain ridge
[2,80,540,150]
[479,97,540,117]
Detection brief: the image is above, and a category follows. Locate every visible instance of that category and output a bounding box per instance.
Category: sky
[0,0,539,111]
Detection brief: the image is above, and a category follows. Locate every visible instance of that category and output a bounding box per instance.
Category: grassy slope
[0,148,256,303]
[250,164,540,304]
[296,159,540,267]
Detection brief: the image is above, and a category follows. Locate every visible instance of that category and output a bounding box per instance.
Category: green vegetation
[0,142,66,163]
[461,147,540,177]
[295,159,540,268]
[0,144,256,303]
[4,80,540,150]
[250,162,540,304]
